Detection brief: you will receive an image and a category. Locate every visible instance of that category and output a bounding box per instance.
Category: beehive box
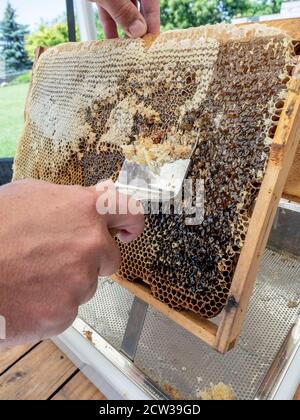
[14,19,300,352]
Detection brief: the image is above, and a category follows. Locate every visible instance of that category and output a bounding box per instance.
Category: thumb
[92,180,145,243]
[98,0,147,38]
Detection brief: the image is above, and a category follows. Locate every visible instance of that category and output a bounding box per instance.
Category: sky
[0,0,67,31]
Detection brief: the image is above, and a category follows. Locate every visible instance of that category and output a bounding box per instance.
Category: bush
[25,22,79,59]
[10,71,31,85]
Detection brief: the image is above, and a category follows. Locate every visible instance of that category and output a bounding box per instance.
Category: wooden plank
[0,340,77,400]
[215,73,300,353]
[294,384,300,400]
[283,142,300,202]
[52,372,106,400]
[112,274,219,348]
[0,344,35,375]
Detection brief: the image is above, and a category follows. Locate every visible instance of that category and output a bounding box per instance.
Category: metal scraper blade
[115,158,191,201]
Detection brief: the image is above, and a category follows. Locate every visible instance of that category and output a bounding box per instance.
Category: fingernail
[128,19,146,38]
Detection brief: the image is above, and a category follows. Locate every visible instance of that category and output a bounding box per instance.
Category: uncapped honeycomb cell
[13,24,298,318]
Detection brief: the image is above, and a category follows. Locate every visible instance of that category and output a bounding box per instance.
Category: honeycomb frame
[16,19,300,353]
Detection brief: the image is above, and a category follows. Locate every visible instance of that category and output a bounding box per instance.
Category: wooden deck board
[51,371,106,400]
[0,339,299,399]
[0,341,77,400]
[0,343,37,374]
[294,384,300,400]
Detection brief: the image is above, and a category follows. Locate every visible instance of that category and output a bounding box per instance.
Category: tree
[161,0,219,29]
[0,2,31,71]
[161,0,283,30]
[221,0,283,18]
[26,22,70,59]
[25,13,84,60]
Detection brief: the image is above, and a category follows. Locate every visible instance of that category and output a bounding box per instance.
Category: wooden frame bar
[283,142,300,202]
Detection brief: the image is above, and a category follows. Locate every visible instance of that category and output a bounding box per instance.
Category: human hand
[90,0,160,38]
[0,179,144,348]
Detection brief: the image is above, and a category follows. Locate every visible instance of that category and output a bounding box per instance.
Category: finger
[99,0,147,38]
[108,196,145,243]
[140,0,160,34]
[94,180,145,242]
[97,5,118,39]
[123,0,138,38]
[117,228,141,243]
[97,226,122,276]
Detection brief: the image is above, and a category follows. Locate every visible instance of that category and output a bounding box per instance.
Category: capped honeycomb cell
[13,23,297,318]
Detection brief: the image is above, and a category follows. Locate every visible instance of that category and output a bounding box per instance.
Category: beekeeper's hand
[0,179,144,348]
[90,0,160,38]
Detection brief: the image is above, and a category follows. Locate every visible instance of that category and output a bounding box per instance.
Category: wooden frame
[30,19,300,353]
[113,78,300,353]
[114,19,300,353]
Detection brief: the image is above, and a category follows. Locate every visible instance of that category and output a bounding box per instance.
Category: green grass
[10,71,32,85]
[0,83,29,157]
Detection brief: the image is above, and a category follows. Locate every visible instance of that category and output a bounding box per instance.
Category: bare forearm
[0,180,143,348]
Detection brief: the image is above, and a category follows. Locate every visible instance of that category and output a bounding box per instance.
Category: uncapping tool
[115,138,199,202]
